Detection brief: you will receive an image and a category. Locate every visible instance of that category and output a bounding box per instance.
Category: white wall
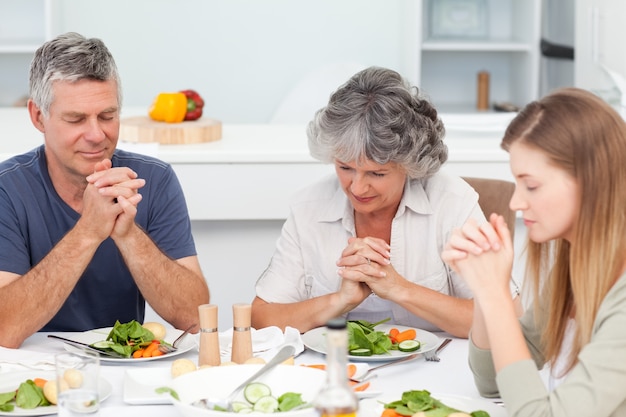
[54,0,415,123]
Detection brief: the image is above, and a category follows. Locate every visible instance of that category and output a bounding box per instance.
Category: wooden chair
[462,177,517,239]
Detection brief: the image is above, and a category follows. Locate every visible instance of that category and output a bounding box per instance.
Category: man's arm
[0,220,105,348]
[112,221,209,331]
[0,168,143,348]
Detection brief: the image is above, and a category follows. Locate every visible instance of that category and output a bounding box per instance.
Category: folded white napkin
[0,347,56,372]
[218,326,304,362]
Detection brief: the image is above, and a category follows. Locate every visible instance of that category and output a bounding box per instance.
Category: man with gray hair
[0,32,209,348]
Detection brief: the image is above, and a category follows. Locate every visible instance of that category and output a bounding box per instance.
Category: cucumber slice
[349,348,372,356]
[91,340,115,349]
[231,401,252,413]
[398,340,420,352]
[244,382,272,404]
[252,395,279,413]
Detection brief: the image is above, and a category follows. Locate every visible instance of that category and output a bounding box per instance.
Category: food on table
[157,382,308,413]
[397,340,420,352]
[142,321,167,340]
[381,390,490,417]
[218,382,307,413]
[347,319,421,357]
[303,364,370,392]
[148,89,205,123]
[91,319,172,358]
[171,358,198,378]
[62,368,83,388]
[0,375,69,411]
[43,379,61,405]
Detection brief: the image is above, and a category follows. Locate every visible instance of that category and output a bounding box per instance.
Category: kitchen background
[1,0,624,327]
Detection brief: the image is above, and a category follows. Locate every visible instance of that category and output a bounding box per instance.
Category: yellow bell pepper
[148,92,187,123]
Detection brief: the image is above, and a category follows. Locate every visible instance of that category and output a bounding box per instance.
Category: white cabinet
[574,0,626,109]
[413,0,542,113]
[0,0,55,106]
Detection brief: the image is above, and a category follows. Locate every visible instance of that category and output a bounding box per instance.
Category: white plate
[0,370,112,416]
[359,393,506,417]
[302,324,440,362]
[123,367,173,405]
[56,327,197,363]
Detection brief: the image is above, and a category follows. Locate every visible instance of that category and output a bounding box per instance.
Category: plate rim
[0,371,113,416]
[302,323,440,362]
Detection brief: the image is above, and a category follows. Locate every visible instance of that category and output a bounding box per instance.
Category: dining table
[0,326,506,417]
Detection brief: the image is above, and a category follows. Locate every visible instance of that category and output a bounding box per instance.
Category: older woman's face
[334,158,406,217]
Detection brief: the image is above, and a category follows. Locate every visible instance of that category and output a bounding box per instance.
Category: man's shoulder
[0,147,42,179]
[112,149,170,171]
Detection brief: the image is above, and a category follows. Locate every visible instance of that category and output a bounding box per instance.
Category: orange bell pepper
[148,92,187,123]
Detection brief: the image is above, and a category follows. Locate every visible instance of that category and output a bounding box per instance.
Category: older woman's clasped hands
[336,236,399,299]
[337,237,390,298]
[442,213,515,300]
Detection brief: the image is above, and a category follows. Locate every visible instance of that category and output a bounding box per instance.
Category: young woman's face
[334,158,406,217]
[509,142,580,243]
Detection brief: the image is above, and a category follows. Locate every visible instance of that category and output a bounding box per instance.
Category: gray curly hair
[307,66,447,179]
[29,32,122,117]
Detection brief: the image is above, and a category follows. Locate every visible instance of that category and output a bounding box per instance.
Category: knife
[47,334,127,359]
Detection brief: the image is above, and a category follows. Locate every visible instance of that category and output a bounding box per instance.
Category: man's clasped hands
[82,159,146,241]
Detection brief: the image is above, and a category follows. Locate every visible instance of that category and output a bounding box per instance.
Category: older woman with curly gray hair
[252,67,484,338]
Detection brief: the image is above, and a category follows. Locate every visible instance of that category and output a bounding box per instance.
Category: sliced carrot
[32,378,47,388]
[347,364,357,378]
[132,349,145,358]
[395,328,417,343]
[142,341,160,358]
[389,328,400,338]
[353,381,370,392]
[381,408,402,417]
[151,349,164,357]
[304,364,326,370]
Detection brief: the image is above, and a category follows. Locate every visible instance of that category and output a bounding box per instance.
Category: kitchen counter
[0,107,514,221]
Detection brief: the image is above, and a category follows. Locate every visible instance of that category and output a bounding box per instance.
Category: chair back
[462,177,517,239]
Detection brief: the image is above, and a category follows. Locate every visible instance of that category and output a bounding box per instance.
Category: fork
[424,338,452,362]
[349,353,419,383]
[158,323,197,354]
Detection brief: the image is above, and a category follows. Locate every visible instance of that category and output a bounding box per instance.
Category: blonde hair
[501,88,626,374]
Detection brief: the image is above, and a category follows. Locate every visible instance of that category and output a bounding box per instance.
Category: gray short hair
[29,32,122,117]
[307,66,447,179]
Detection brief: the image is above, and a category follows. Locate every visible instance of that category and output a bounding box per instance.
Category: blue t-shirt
[0,145,197,332]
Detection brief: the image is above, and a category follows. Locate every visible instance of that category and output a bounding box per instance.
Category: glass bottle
[314,317,358,417]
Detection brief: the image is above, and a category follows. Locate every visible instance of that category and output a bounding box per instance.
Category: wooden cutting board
[119,116,222,144]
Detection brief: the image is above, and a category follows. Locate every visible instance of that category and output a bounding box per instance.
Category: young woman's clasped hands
[442,214,515,305]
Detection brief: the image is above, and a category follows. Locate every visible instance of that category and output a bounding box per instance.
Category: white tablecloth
[0,329,499,417]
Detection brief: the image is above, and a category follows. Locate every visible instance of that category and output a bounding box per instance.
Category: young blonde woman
[442,87,626,416]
